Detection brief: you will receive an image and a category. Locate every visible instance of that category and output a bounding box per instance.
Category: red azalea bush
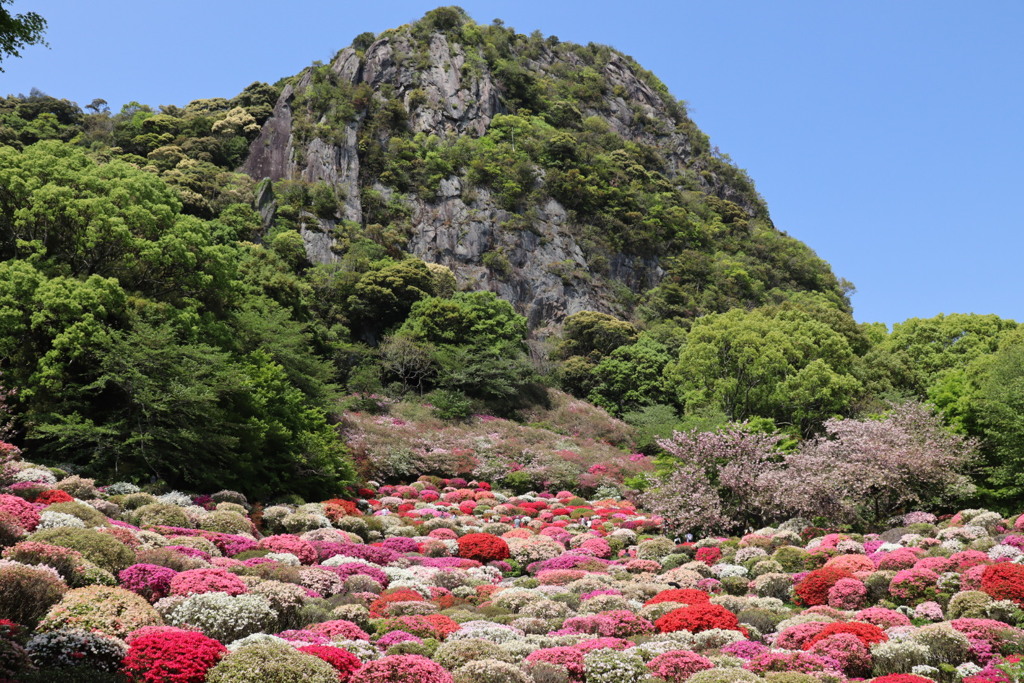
[871,676,936,683]
[384,614,460,640]
[645,589,711,607]
[122,630,227,683]
[802,621,889,649]
[655,603,746,634]
[0,619,19,640]
[349,654,453,683]
[646,650,715,682]
[298,645,362,682]
[695,547,722,565]
[369,589,426,617]
[794,567,855,606]
[35,489,75,505]
[456,533,510,563]
[981,563,1024,607]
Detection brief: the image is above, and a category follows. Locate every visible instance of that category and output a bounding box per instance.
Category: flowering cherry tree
[758,402,978,528]
[642,428,784,535]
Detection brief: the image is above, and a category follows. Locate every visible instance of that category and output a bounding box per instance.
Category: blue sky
[3,1,1022,327]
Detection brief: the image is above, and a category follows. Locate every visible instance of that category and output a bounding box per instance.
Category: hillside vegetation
[0,7,1022,517]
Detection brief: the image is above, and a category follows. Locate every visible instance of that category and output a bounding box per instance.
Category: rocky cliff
[243,8,844,330]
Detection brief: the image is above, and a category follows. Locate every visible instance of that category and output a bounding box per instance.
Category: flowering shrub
[0,493,40,531]
[37,586,160,638]
[744,650,839,676]
[298,645,362,682]
[981,564,1024,607]
[0,637,30,680]
[871,676,936,683]
[802,620,888,649]
[27,526,135,573]
[169,567,248,596]
[890,567,940,604]
[35,489,75,505]
[808,633,871,676]
[453,658,531,683]
[646,588,711,606]
[856,606,912,628]
[2,540,87,585]
[793,567,854,606]
[827,577,867,609]
[582,648,648,683]
[25,627,127,672]
[647,649,715,682]
[525,647,585,682]
[655,604,745,634]
[377,614,460,640]
[696,547,722,565]
[561,610,655,637]
[119,563,177,602]
[309,619,371,640]
[824,553,876,574]
[206,641,339,682]
[0,559,67,627]
[457,533,510,562]
[350,654,454,683]
[161,591,278,643]
[257,535,318,564]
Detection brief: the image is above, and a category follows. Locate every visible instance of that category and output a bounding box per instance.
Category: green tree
[0,140,354,499]
[867,313,1018,398]
[398,291,526,351]
[964,329,1024,508]
[665,307,861,433]
[395,291,537,413]
[0,1,46,70]
[29,321,241,484]
[556,311,638,359]
[587,333,672,414]
[346,259,435,342]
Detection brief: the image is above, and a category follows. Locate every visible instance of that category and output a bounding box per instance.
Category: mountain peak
[243,8,844,329]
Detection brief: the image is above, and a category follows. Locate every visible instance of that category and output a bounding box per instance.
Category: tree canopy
[0,1,46,70]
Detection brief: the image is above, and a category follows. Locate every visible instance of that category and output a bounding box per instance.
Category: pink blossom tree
[642,428,784,535]
[758,402,978,528]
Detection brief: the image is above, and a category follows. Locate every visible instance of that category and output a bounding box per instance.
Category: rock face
[242,15,815,330]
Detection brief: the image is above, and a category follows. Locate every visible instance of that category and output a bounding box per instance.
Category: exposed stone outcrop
[241,25,756,329]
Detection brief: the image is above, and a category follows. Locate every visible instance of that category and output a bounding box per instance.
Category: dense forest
[1,6,1022,517]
